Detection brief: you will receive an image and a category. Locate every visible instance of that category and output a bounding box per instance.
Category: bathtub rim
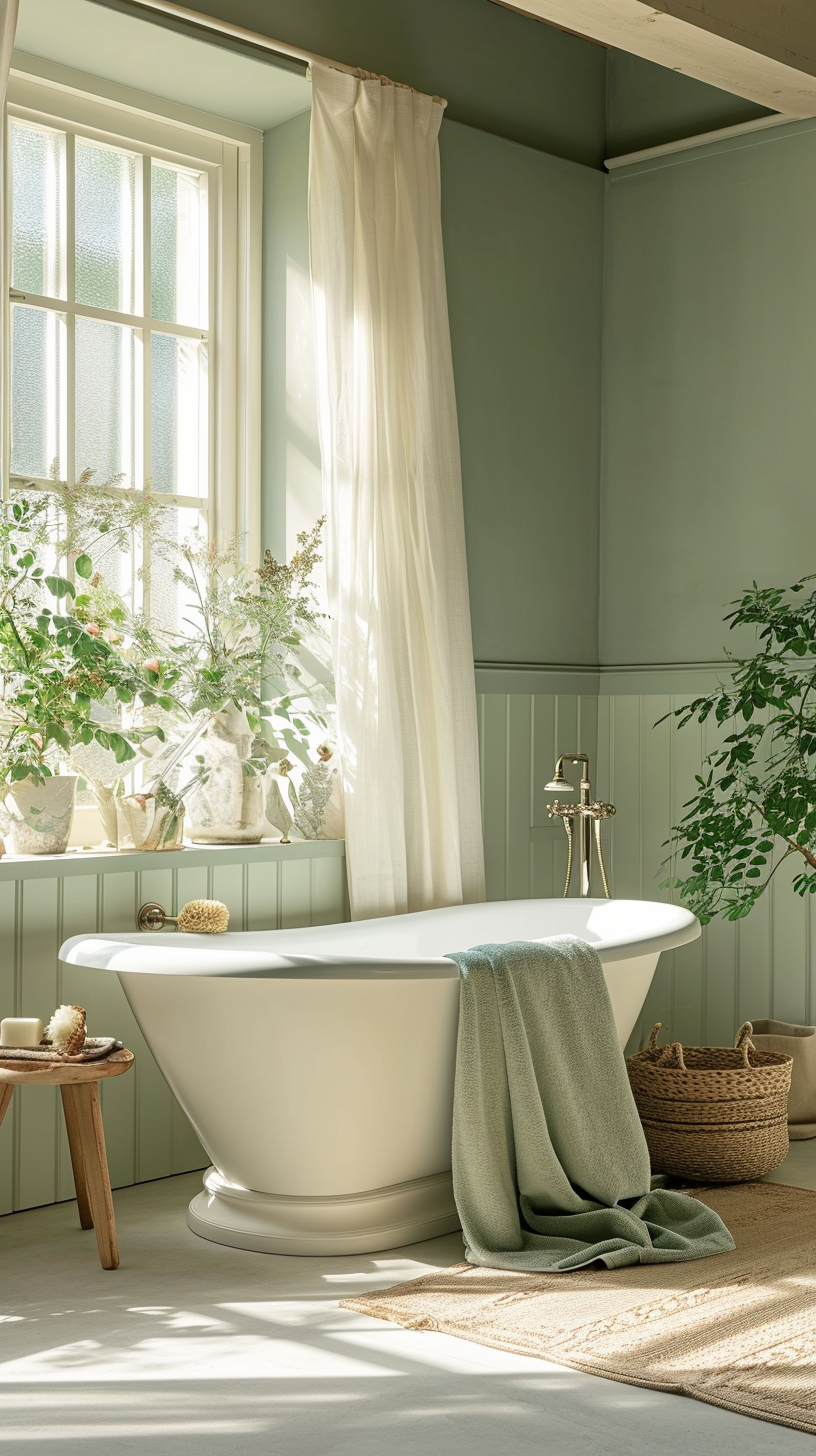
[59,897,700,978]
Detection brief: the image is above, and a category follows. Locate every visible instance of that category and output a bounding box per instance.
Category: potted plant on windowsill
[8,473,339,849]
[0,497,167,854]
[153,521,335,845]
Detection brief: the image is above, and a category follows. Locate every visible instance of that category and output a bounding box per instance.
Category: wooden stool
[0,1049,134,1270]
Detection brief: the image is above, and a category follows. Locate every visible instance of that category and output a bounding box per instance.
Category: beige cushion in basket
[750,1020,816,1140]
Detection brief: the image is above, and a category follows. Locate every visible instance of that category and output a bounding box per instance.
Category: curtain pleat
[309,62,485,920]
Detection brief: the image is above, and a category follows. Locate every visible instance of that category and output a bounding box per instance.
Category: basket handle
[648,1023,687,1069]
[735,1020,755,1068]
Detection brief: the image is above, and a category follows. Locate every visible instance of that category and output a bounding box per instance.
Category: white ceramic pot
[184,704,268,844]
[6,774,78,855]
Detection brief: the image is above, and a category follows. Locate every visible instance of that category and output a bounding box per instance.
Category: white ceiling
[14,0,311,131]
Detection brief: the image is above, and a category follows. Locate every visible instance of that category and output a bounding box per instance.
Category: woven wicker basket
[627,1021,793,1183]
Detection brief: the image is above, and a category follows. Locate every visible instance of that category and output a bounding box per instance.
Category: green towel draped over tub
[444,937,734,1272]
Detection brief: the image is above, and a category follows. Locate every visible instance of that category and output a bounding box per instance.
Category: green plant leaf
[107,732,136,764]
[44,575,75,599]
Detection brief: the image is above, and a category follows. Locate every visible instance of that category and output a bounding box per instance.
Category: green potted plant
[0,496,167,854]
[663,574,816,921]
[8,472,337,850]
[663,573,816,1138]
[155,522,334,844]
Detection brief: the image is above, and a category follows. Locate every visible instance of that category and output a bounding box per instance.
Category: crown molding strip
[475,660,735,695]
[606,114,816,180]
[605,111,793,171]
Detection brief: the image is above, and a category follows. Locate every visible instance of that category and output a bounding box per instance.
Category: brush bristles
[45,1004,86,1055]
[177,899,230,934]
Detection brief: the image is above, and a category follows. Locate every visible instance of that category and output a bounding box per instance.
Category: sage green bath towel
[445,937,734,1272]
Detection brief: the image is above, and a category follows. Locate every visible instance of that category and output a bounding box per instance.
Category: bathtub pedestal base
[187,1166,462,1256]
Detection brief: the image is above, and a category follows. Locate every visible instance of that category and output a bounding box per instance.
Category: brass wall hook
[137,903,176,932]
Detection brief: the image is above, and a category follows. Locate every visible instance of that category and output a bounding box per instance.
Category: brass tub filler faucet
[544,753,615,898]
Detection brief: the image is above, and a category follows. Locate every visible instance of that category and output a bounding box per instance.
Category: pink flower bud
[143,658,160,674]
[86,623,101,636]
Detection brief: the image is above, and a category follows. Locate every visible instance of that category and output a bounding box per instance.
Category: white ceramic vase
[184,704,268,844]
[6,774,78,855]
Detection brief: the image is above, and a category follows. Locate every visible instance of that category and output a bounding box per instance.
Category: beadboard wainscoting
[477,674,816,1058]
[475,686,599,903]
[0,842,348,1214]
[598,692,816,1056]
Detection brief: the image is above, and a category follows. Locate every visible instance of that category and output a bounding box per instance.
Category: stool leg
[60,1085,94,1231]
[0,1084,13,1130]
[61,1083,119,1270]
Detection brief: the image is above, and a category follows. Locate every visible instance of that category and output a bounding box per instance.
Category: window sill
[0,838,345,880]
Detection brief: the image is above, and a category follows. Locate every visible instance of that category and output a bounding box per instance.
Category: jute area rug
[342,1182,816,1435]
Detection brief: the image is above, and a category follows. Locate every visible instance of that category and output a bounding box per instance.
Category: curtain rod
[85,0,359,77]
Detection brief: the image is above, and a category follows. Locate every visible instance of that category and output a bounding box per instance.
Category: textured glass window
[150,505,206,632]
[151,160,207,328]
[11,121,65,298]
[10,303,65,480]
[75,316,139,488]
[75,140,138,314]
[8,112,212,639]
[151,333,208,496]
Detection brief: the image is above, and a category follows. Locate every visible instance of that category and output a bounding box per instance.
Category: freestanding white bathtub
[61,897,699,1256]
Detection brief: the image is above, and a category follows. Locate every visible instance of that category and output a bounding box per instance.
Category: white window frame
[3,54,263,559]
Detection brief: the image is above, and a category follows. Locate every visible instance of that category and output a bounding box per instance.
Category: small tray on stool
[0,1048,134,1269]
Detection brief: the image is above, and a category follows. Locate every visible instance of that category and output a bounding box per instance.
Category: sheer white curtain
[0,1,18,477]
[309,62,485,920]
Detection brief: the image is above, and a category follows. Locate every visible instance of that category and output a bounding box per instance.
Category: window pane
[151,161,207,328]
[10,303,66,480]
[11,121,66,298]
[75,140,138,314]
[75,316,139,489]
[85,508,139,615]
[150,505,207,635]
[151,333,207,496]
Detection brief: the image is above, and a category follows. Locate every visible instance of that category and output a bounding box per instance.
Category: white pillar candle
[0,1017,44,1049]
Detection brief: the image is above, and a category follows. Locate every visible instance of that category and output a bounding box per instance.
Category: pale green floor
[763,1137,816,1189]
[0,1142,812,1455]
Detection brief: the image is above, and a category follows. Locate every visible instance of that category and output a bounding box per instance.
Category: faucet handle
[589,801,616,819]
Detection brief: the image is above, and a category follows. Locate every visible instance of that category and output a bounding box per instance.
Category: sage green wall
[263,115,605,667]
[595,122,816,1053]
[600,122,816,669]
[605,49,772,158]
[441,124,604,667]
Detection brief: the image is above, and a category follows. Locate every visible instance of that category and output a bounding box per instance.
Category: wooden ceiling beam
[498,0,816,115]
